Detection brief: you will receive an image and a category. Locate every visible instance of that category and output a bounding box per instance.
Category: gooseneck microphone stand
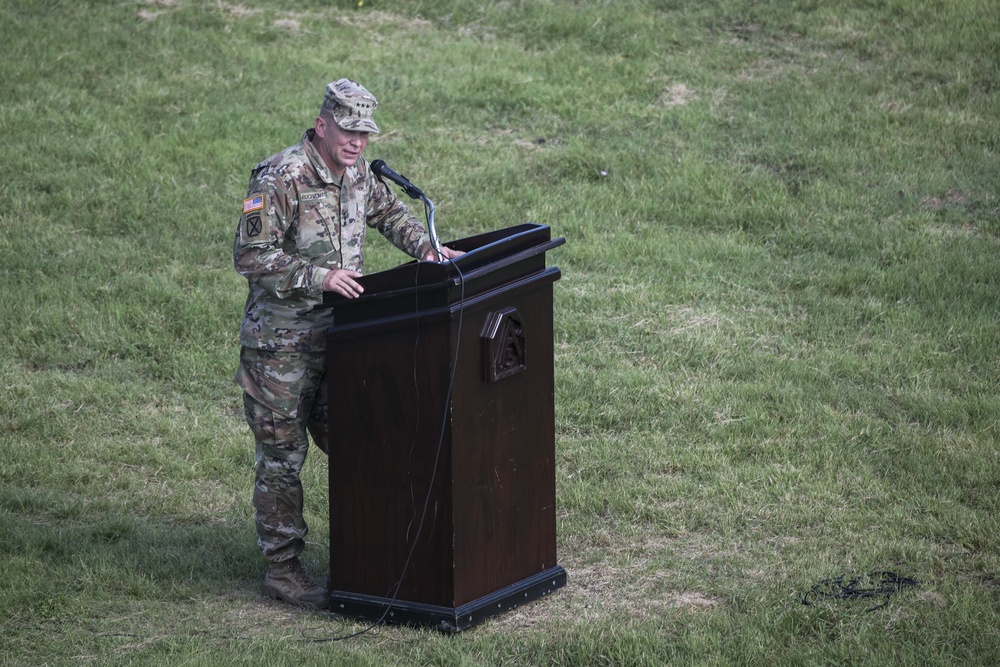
[370,159,446,263]
[421,196,444,263]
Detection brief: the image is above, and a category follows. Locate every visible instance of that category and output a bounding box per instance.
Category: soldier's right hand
[322,269,364,299]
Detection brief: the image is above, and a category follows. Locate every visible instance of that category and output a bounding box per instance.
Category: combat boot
[263,558,329,610]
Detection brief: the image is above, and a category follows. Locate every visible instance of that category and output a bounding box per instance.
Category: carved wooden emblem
[481,307,526,382]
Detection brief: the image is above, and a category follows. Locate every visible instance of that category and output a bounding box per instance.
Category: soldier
[233,78,462,609]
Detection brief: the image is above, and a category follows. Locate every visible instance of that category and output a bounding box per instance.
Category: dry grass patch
[337,10,434,34]
[273,18,301,33]
[924,189,969,210]
[659,83,697,108]
[491,545,723,632]
[216,2,261,19]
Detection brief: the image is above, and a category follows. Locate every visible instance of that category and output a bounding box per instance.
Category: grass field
[2,0,999,665]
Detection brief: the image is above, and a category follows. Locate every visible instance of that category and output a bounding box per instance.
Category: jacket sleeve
[233,178,331,299]
[364,168,432,258]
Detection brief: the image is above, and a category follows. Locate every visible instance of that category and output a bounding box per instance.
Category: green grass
[2,0,999,664]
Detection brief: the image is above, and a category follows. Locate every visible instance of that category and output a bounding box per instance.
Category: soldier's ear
[314,115,327,138]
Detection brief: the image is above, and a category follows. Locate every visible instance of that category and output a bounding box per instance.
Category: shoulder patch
[243,194,265,214]
[238,192,272,247]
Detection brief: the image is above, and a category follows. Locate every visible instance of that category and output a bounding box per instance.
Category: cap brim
[336,117,380,134]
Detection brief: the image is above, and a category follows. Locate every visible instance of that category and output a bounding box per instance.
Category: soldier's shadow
[2,488,331,610]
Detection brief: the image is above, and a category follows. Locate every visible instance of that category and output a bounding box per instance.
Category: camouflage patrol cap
[320,78,380,134]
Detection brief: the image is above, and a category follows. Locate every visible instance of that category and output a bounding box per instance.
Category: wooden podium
[321,223,566,631]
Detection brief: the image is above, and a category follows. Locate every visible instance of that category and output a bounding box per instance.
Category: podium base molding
[329,566,567,633]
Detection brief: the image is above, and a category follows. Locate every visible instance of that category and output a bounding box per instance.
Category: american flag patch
[242,195,264,213]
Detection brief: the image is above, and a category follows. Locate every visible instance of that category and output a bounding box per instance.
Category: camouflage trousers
[236,347,329,564]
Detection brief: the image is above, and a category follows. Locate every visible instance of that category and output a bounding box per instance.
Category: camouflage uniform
[234,79,431,564]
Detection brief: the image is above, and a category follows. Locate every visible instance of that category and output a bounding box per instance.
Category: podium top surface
[323,222,562,302]
[320,223,566,334]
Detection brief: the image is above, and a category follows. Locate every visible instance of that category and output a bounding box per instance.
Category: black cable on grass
[802,571,919,612]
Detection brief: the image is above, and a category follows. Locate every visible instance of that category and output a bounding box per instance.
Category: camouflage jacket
[234,129,431,351]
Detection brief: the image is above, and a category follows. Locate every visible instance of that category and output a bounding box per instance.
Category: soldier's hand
[322,269,364,298]
[423,246,465,262]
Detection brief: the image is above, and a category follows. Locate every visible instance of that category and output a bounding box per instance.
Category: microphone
[370,159,425,200]
[370,158,445,261]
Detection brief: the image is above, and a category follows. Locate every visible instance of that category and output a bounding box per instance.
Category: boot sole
[263,583,330,610]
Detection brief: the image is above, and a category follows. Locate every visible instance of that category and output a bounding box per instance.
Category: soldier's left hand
[423,246,464,262]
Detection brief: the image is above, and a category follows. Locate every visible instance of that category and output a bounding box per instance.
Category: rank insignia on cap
[242,194,264,213]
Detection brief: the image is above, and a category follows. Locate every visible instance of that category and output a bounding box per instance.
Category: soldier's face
[315,117,369,177]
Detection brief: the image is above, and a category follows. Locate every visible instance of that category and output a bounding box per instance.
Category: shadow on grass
[0,485,282,621]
